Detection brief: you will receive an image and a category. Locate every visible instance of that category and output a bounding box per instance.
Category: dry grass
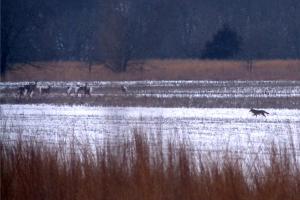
[3,59,300,81]
[1,132,300,200]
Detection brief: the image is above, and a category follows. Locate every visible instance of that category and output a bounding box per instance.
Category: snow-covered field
[1,104,299,156]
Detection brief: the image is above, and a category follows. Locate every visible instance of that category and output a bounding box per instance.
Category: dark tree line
[1,0,51,77]
[202,24,242,59]
[1,0,300,77]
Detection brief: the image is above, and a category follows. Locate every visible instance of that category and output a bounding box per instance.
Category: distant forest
[1,0,300,71]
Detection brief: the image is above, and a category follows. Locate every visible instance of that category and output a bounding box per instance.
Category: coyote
[250,108,269,117]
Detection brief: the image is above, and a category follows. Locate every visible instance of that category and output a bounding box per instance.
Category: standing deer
[25,81,37,98]
[67,86,73,96]
[76,83,92,97]
[121,85,128,93]
[18,81,37,98]
[18,86,27,98]
[39,86,51,95]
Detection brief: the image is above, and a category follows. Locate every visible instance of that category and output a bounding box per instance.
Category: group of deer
[67,83,92,97]
[17,82,128,98]
[18,82,93,98]
[18,81,51,98]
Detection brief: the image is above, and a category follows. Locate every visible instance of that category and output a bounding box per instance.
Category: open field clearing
[1,104,300,157]
[1,80,300,108]
[3,59,300,81]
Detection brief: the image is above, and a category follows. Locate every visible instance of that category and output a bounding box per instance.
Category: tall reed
[1,132,300,200]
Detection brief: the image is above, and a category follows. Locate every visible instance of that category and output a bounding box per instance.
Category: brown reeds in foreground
[1,133,300,200]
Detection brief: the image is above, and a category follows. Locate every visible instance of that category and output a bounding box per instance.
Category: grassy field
[1,132,300,200]
[2,80,300,108]
[3,59,300,81]
[2,95,300,108]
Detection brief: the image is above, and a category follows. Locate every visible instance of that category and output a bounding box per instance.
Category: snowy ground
[1,104,299,157]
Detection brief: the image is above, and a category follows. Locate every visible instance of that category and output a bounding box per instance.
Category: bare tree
[101,0,133,72]
[101,0,162,72]
[243,0,254,72]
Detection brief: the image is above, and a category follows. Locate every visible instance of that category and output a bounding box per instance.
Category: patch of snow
[1,104,299,158]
